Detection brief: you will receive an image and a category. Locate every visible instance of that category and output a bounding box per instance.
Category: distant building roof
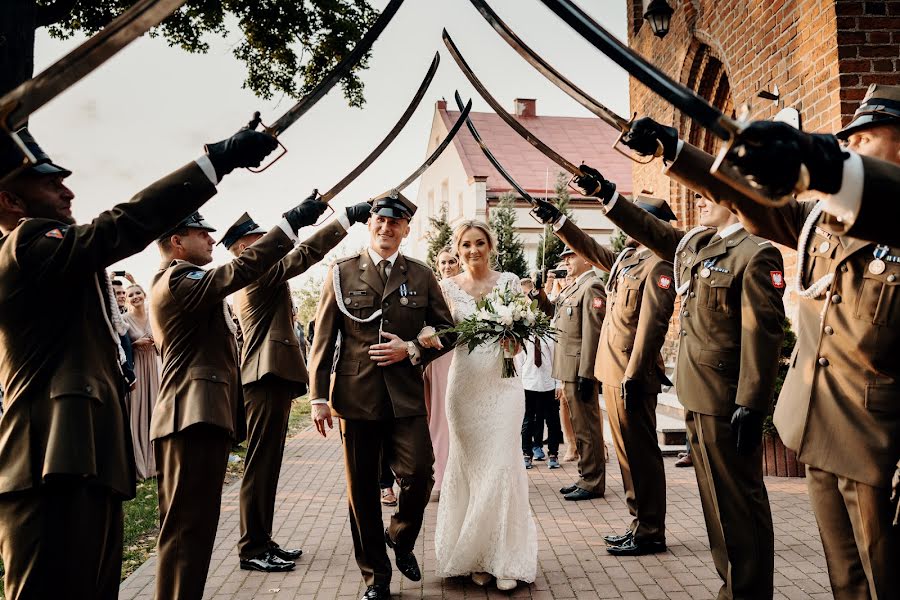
[438,98,632,198]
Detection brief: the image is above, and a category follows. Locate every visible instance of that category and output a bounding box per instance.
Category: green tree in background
[2,0,378,101]
[490,193,528,278]
[425,202,453,272]
[535,172,575,274]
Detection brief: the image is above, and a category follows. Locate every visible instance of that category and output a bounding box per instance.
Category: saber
[244,0,405,172]
[392,97,472,192]
[317,52,440,203]
[539,0,792,206]
[452,90,546,224]
[259,0,403,137]
[0,0,188,133]
[443,29,583,179]
[466,0,660,163]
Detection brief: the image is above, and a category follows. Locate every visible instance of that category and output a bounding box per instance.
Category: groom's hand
[369,331,410,366]
[312,404,333,437]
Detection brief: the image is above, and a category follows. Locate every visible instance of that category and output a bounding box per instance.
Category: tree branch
[35,0,78,28]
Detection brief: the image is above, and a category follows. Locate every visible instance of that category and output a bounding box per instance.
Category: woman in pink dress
[123,284,161,480]
[423,247,460,500]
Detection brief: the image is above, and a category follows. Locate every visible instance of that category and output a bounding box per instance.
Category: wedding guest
[516,320,560,470]
[112,277,137,389]
[123,283,160,480]
[422,247,459,499]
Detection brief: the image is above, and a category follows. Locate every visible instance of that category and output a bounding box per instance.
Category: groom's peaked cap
[370,189,416,220]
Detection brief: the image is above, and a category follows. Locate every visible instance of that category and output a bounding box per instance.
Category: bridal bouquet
[446,284,555,378]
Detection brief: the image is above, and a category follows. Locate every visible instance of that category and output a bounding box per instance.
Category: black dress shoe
[384,529,421,581]
[361,583,390,600]
[270,545,302,560]
[603,530,633,546]
[239,550,296,572]
[606,538,667,556]
[559,483,579,495]
[564,487,603,501]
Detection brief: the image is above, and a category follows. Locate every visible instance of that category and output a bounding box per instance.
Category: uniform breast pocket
[805,233,836,282]
[621,280,642,311]
[344,295,376,329]
[854,264,900,326]
[698,273,734,313]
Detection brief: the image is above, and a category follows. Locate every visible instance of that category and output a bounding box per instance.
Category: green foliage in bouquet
[441,284,556,377]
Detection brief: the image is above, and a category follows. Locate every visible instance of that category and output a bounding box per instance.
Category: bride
[421,220,537,591]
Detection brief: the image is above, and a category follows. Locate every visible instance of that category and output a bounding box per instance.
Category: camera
[551,268,568,278]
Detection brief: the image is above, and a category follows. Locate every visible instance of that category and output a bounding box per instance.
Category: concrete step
[657,391,686,420]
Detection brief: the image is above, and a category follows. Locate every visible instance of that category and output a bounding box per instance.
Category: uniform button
[183,182,192,189]
[344,298,352,305]
[383,318,390,323]
[682,310,689,317]
[85,385,93,393]
[824,325,834,335]
[817,357,829,367]
[689,291,696,298]
[284,338,290,343]
[831,293,842,305]
[889,274,897,282]
[841,264,848,272]
[717,361,724,368]
[211,375,218,380]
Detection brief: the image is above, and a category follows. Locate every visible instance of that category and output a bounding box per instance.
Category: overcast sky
[31,0,628,290]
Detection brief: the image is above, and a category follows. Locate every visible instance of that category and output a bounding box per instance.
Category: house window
[457,192,464,218]
[441,179,450,215]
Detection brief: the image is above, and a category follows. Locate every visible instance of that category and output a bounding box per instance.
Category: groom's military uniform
[600,194,785,598]
[553,203,675,549]
[308,194,455,588]
[551,257,607,496]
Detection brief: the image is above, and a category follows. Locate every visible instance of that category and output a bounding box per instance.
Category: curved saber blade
[442,29,582,178]
[538,0,733,140]
[319,51,439,202]
[268,0,405,136]
[1,0,188,131]
[539,0,791,207]
[453,91,535,204]
[393,97,473,192]
[468,0,627,131]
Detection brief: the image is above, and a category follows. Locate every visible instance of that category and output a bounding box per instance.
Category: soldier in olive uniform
[622,84,900,598]
[224,203,370,572]
[574,165,785,599]
[0,126,276,599]
[552,246,607,501]
[307,191,455,600]
[533,197,676,556]
[150,196,327,600]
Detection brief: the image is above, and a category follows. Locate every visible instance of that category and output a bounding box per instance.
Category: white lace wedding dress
[434,272,537,583]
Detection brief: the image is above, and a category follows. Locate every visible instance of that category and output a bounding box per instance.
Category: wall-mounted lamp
[643,0,675,38]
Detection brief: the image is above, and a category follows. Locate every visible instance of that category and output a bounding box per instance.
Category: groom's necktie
[378,259,390,284]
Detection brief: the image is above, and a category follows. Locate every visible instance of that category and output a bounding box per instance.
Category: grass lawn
[0,396,313,598]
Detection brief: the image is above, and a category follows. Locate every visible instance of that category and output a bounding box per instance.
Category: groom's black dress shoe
[564,487,603,501]
[239,550,295,572]
[603,530,633,546]
[559,483,579,495]
[361,583,390,600]
[606,538,667,556]
[384,529,421,581]
[270,545,303,560]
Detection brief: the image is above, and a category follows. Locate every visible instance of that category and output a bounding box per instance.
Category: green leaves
[43,0,377,103]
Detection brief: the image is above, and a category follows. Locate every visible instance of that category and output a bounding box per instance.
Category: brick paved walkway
[120,428,831,599]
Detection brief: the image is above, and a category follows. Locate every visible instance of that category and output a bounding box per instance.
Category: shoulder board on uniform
[334,253,361,265]
[403,255,430,269]
[745,233,773,248]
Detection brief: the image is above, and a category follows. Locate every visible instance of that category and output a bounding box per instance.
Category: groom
[308,190,455,600]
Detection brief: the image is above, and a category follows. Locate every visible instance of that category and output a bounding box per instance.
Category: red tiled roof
[439,107,632,198]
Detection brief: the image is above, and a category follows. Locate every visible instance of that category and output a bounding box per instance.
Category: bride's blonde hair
[452,219,498,267]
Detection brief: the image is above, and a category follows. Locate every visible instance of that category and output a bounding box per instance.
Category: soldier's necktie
[378,259,390,284]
